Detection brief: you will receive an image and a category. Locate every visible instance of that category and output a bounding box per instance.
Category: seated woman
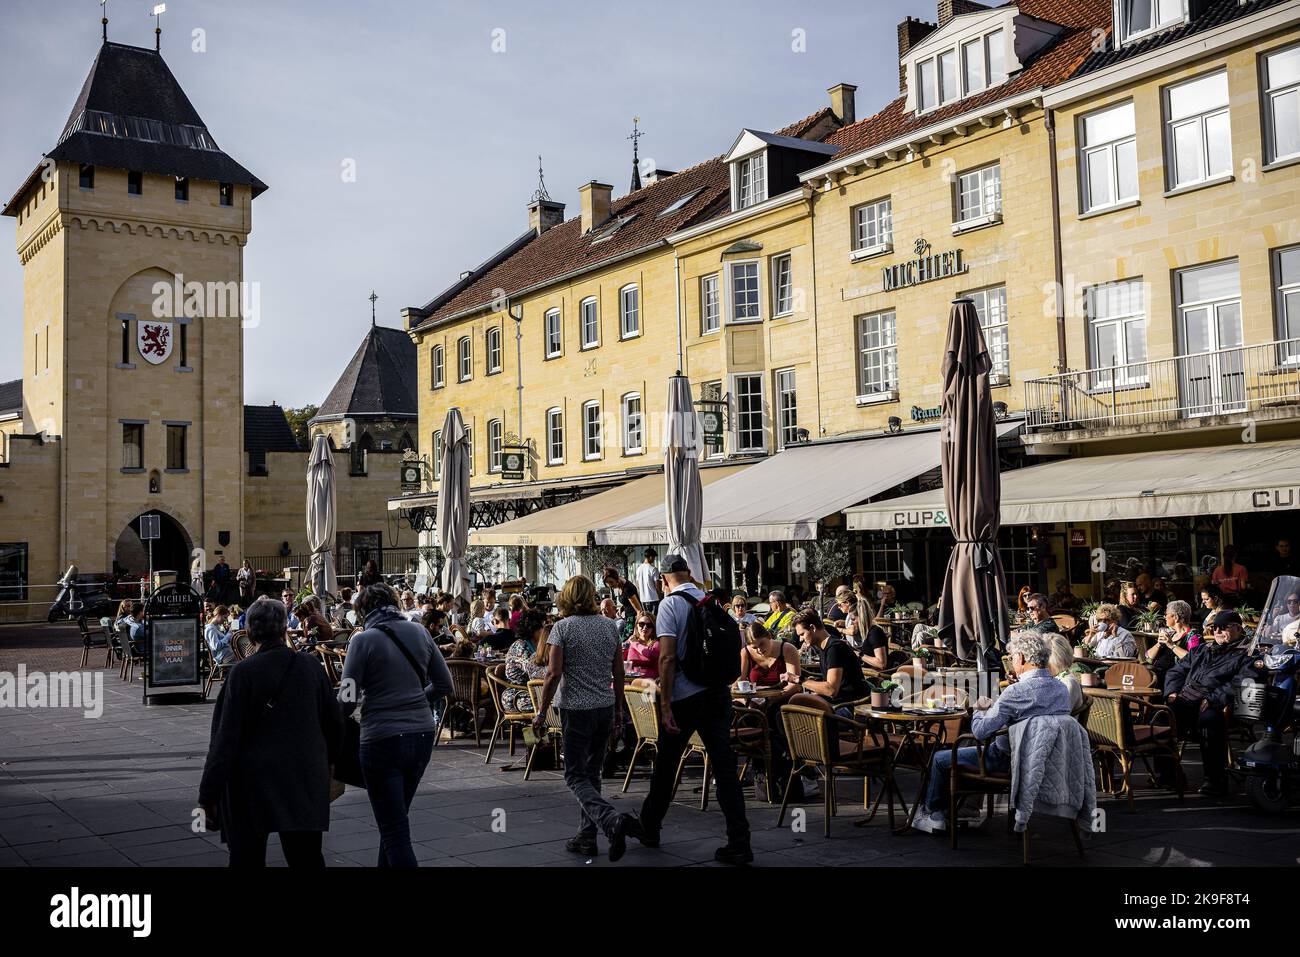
[502,609,550,713]
[1146,598,1201,679]
[849,601,890,672]
[740,621,800,694]
[1046,632,1084,713]
[292,597,333,650]
[466,598,489,637]
[624,614,661,688]
[1088,603,1137,659]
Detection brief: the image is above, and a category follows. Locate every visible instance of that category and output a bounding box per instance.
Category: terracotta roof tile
[416,109,838,329]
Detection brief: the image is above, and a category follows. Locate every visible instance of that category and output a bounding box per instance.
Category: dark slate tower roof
[314,325,418,421]
[0,379,22,415]
[243,404,302,454]
[4,41,266,216]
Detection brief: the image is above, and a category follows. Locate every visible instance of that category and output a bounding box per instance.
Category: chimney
[528,197,565,236]
[828,83,857,126]
[897,16,937,92]
[939,0,986,27]
[644,168,676,185]
[578,181,613,234]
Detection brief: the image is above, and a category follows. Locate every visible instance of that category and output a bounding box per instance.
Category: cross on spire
[628,117,643,192]
[100,0,108,42]
[369,290,378,327]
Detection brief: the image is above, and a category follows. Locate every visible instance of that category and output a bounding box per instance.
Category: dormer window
[1115,0,1187,47]
[735,153,767,209]
[917,28,1006,113]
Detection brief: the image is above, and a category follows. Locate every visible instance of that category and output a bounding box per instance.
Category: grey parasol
[664,374,707,581]
[306,432,338,598]
[438,407,472,603]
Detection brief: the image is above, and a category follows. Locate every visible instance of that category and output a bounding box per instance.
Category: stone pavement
[1,624,1297,867]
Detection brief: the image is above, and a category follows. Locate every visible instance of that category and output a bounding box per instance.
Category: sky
[0,0,915,407]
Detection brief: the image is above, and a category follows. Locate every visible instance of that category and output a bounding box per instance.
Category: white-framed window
[619,284,640,339]
[1273,245,1300,364]
[853,198,893,254]
[622,392,643,454]
[465,426,474,476]
[732,373,766,453]
[774,368,798,450]
[488,419,503,472]
[857,310,898,398]
[1164,69,1231,190]
[546,408,564,464]
[964,285,1010,381]
[1175,260,1243,416]
[485,326,502,373]
[432,429,442,477]
[700,273,721,335]
[956,163,1002,223]
[431,344,445,389]
[580,297,600,349]
[1086,278,1148,388]
[1116,0,1187,47]
[734,152,767,209]
[1080,100,1138,212]
[457,336,472,381]
[582,400,602,460]
[1263,43,1300,166]
[917,57,939,112]
[544,307,562,358]
[728,260,761,323]
[771,254,793,317]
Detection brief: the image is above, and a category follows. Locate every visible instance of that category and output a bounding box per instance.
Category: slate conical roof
[315,325,418,421]
[4,41,265,215]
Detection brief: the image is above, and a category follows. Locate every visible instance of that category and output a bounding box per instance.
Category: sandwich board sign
[143,581,205,704]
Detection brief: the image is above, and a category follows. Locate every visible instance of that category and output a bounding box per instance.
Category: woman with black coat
[198,596,343,867]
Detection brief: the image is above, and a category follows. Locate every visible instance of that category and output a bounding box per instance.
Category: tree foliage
[284,404,319,448]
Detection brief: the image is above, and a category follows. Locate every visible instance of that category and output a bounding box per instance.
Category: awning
[388,470,640,511]
[844,438,1300,530]
[470,463,752,547]
[595,422,1023,544]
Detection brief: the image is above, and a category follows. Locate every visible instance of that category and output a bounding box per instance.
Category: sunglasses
[636,622,654,629]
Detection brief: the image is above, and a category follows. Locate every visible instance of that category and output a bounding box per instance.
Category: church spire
[628,117,643,192]
[100,0,108,42]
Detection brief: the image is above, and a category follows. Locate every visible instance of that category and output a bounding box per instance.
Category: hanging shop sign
[501,445,529,481]
[698,407,724,450]
[882,238,968,293]
[910,405,942,422]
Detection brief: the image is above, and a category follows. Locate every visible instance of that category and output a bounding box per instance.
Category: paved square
[1,624,1296,867]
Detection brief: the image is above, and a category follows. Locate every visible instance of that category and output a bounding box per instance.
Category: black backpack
[670,591,742,687]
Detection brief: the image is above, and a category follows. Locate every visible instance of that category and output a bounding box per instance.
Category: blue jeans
[559,706,620,840]
[925,744,1010,815]
[360,730,434,868]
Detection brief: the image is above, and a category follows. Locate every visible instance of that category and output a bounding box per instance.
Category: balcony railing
[1024,337,1300,434]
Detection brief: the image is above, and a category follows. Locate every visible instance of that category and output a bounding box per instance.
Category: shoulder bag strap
[373,623,429,687]
[254,651,300,726]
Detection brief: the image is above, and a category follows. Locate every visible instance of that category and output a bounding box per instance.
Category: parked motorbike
[47,565,118,623]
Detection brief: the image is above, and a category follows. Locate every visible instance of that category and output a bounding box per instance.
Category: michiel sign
[882,238,968,292]
[143,581,203,702]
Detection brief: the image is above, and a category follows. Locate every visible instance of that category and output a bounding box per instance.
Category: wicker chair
[1103,661,1156,692]
[118,622,146,682]
[1084,689,1184,811]
[1051,614,1079,641]
[947,730,1087,865]
[620,685,711,808]
[203,642,233,697]
[484,664,533,764]
[776,695,896,837]
[227,629,255,660]
[435,660,490,747]
[523,678,563,780]
[731,701,775,803]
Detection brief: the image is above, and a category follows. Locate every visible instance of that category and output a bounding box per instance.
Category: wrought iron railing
[1024,337,1300,433]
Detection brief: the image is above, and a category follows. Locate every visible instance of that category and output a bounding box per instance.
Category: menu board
[149,617,201,687]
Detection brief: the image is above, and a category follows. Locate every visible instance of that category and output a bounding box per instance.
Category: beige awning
[843,438,1300,530]
[595,421,1023,545]
[388,470,639,512]
[470,463,752,547]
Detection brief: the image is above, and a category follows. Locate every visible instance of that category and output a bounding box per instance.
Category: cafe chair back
[523,679,563,780]
[1083,689,1184,811]
[1103,661,1155,691]
[229,629,255,661]
[437,659,490,748]
[483,664,532,765]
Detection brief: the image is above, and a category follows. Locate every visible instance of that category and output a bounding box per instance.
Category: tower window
[122,423,144,470]
[178,323,188,368]
[219,182,233,206]
[175,177,189,202]
[128,170,143,195]
[79,165,95,189]
[120,316,131,365]
[166,424,187,470]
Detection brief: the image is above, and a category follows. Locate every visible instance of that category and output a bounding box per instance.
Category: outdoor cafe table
[852,703,969,834]
[729,684,787,702]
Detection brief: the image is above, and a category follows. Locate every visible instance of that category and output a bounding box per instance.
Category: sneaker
[714,843,754,866]
[565,836,597,856]
[1197,779,1229,797]
[911,810,947,835]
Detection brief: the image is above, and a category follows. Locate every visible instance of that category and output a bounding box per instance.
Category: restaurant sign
[698,407,724,450]
[882,238,968,293]
[890,508,950,528]
[501,446,528,481]
[1249,487,1300,511]
[910,405,942,422]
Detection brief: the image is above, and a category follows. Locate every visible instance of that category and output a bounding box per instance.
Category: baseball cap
[659,553,691,574]
[1211,610,1243,629]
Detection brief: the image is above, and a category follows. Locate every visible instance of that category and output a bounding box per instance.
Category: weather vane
[369,290,378,327]
[628,116,644,191]
[531,156,551,203]
[100,0,108,41]
[151,3,165,52]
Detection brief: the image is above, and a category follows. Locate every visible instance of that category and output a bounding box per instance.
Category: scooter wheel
[1245,773,1288,814]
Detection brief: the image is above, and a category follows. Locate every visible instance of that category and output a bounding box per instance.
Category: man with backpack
[639,553,751,864]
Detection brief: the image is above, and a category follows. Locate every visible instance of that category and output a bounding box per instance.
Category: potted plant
[911,644,932,671]
[1236,604,1259,625]
[869,679,898,710]
[1134,608,1163,633]
[1078,600,1100,622]
[1071,661,1099,687]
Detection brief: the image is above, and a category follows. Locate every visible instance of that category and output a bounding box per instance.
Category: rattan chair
[776,696,896,837]
[947,730,1087,865]
[436,659,490,747]
[118,622,146,682]
[203,641,233,697]
[484,664,533,764]
[731,701,776,803]
[523,678,563,780]
[1051,614,1079,640]
[228,629,255,661]
[1103,661,1156,692]
[1084,689,1184,810]
[620,685,711,807]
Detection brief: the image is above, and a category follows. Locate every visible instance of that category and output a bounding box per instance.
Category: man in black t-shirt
[602,567,642,622]
[793,608,869,716]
